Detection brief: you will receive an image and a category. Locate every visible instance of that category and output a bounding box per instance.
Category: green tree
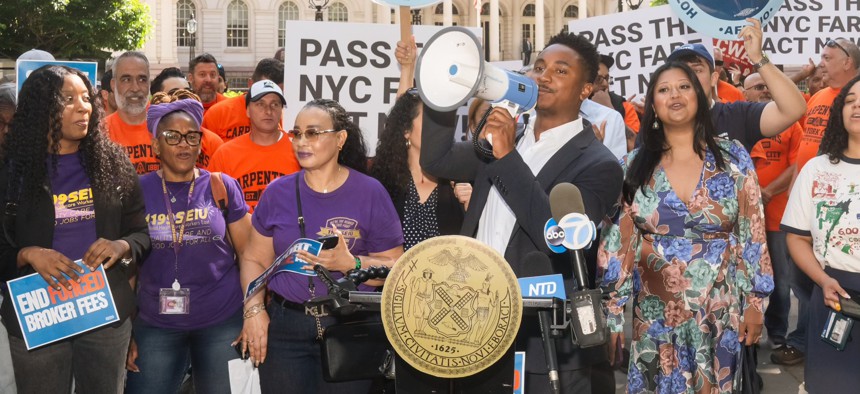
[0,0,153,60]
[650,0,668,5]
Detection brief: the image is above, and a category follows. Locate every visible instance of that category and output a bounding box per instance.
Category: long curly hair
[820,75,860,164]
[1,65,136,203]
[623,61,726,205]
[302,99,368,173]
[370,92,421,198]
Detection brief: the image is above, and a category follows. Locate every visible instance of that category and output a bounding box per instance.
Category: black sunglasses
[826,39,850,58]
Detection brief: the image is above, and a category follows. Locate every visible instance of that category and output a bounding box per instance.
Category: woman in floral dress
[598,62,773,394]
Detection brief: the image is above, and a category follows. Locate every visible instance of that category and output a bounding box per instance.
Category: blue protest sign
[7,260,119,350]
[669,0,783,40]
[513,351,525,394]
[243,238,323,302]
[16,60,98,95]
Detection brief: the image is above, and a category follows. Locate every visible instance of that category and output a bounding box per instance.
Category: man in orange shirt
[714,48,745,103]
[202,58,284,141]
[188,53,226,113]
[209,80,300,211]
[794,39,860,171]
[105,51,159,174]
[744,72,803,363]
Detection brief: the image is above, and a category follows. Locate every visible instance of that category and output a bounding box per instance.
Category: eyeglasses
[161,130,203,146]
[826,39,850,58]
[747,84,768,91]
[594,75,612,84]
[406,87,419,96]
[288,128,339,142]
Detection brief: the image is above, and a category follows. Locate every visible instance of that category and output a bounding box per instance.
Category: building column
[535,0,545,52]
[377,3,389,24]
[443,0,453,26]
[489,0,500,61]
[578,0,587,19]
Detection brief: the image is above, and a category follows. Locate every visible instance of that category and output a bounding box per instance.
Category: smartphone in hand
[318,235,338,250]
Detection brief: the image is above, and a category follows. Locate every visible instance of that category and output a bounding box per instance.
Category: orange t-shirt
[105,113,159,175]
[198,127,224,170]
[803,92,811,102]
[622,101,640,133]
[750,122,802,231]
[208,132,300,211]
[717,80,745,103]
[201,95,251,141]
[203,93,227,114]
[795,87,840,171]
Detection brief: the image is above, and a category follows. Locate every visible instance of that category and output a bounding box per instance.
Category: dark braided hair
[302,99,369,173]
[1,65,136,203]
[370,92,421,198]
[819,75,860,164]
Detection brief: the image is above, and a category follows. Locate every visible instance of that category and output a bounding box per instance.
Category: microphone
[548,183,607,348]
[521,251,561,394]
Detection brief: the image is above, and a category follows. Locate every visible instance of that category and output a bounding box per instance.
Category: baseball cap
[246,80,286,108]
[18,49,55,61]
[667,43,714,69]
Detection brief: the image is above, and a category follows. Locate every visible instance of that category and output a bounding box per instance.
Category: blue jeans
[258,303,371,394]
[9,318,131,394]
[125,311,242,394]
[764,231,791,342]
[787,251,814,352]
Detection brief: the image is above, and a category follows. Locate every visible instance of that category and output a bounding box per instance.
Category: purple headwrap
[146,100,204,137]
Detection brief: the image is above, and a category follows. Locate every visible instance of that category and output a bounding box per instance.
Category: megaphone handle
[399,6,411,43]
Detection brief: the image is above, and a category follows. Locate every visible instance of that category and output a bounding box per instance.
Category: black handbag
[735,345,763,394]
[320,320,392,382]
[294,177,393,382]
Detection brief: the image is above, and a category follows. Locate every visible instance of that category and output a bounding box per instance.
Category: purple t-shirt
[51,152,97,261]
[137,170,249,329]
[253,168,404,303]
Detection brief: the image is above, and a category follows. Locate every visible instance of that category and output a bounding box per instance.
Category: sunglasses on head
[826,39,850,58]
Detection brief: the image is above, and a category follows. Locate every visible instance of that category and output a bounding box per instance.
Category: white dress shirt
[579,98,627,160]
[476,117,585,256]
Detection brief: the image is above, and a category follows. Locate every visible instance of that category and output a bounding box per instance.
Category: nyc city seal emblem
[381,236,522,378]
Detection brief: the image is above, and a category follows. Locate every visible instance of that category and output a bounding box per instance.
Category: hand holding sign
[20,246,85,290]
[82,238,131,271]
[298,226,352,273]
[738,18,765,64]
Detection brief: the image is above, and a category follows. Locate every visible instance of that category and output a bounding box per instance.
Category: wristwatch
[752,55,771,71]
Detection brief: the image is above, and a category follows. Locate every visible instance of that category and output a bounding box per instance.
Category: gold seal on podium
[381,236,522,378]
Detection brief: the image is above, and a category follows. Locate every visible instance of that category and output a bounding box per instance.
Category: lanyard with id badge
[158,173,196,315]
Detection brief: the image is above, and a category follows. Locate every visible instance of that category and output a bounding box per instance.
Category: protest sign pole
[400,6,413,42]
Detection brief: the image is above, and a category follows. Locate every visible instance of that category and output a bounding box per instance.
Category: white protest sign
[760,0,860,65]
[569,5,710,99]
[284,21,481,155]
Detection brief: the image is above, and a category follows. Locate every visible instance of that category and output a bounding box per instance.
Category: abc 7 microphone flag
[544,213,596,253]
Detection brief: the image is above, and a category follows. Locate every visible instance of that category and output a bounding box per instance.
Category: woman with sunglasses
[783,75,860,393]
[371,38,468,250]
[124,89,253,394]
[241,98,403,393]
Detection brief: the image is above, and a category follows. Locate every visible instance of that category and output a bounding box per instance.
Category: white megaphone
[415,27,538,115]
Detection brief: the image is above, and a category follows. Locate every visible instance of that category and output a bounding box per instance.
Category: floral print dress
[598,139,773,394]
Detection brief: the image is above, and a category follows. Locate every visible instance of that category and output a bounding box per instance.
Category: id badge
[159,288,190,314]
[820,310,853,351]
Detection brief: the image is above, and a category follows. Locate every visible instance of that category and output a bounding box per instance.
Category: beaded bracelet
[243,303,265,319]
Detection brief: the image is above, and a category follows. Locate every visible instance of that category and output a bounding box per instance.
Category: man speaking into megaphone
[413,31,624,392]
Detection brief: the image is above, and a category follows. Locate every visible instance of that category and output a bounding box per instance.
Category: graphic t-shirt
[782,155,860,273]
[105,112,159,175]
[750,122,802,231]
[198,127,224,170]
[795,87,840,171]
[137,170,249,329]
[51,152,98,261]
[201,95,251,141]
[208,132,300,211]
[252,169,404,303]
